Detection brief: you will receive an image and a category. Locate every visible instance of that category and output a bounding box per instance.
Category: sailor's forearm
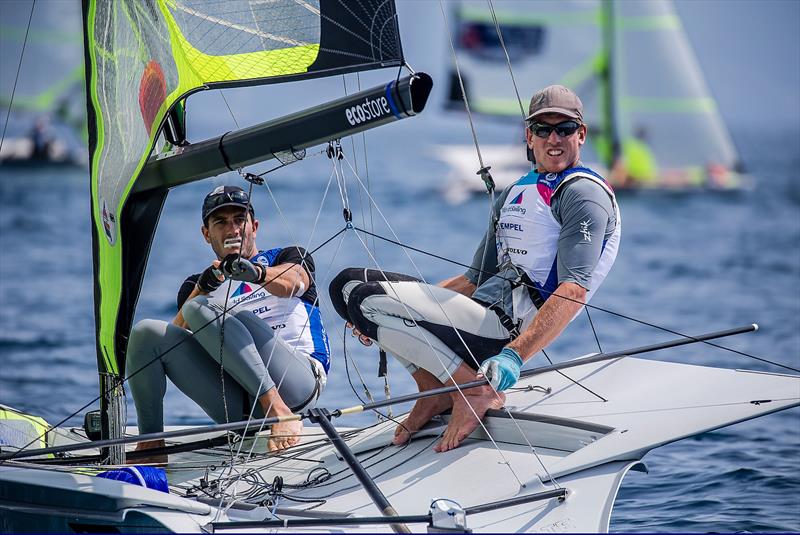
[262,263,310,298]
[507,282,586,361]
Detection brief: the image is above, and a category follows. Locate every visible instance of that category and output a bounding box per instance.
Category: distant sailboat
[439,0,746,202]
[0,0,87,168]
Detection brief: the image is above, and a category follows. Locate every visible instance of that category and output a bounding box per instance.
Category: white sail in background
[441,0,745,198]
[613,0,741,186]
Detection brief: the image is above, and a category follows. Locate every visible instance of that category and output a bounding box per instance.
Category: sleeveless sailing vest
[206,249,331,372]
[495,166,621,330]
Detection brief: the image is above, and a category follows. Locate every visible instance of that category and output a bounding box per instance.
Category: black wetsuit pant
[329,268,511,382]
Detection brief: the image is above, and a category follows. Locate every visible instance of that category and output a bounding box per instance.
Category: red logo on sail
[138,60,167,135]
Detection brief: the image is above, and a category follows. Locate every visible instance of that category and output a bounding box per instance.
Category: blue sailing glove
[220,253,265,283]
[479,348,523,391]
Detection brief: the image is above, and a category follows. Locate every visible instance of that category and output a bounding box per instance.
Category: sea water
[1,119,797,532]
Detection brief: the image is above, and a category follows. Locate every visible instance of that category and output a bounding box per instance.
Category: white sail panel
[614,0,741,182]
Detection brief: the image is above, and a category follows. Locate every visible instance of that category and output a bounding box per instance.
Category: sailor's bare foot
[129,438,167,465]
[268,419,303,452]
[434,385,505,452]
[259,387,303,453]
[394,394,452,445]
[394,370,451,445]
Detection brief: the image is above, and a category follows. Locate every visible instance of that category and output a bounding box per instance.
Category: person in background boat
[609,126,659,188]
[28,117,56,161]
[127,186,330,460]
[331,85,620,452]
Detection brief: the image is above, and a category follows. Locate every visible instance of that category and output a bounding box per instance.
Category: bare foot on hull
[393,369,451,446]
[434,385,505,452]
[269,420,303,453]
[129,438,167,466]
[393,393,453,445]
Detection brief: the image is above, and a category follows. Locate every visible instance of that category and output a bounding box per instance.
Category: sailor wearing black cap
[127,185,329,460]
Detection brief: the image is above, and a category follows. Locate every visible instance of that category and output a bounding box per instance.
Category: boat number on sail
[345,97,392,126]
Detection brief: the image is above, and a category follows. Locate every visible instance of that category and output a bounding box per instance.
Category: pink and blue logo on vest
[510,191,524,205]
[231,283,253,298]
[537,176,559,206]
[535,167,609,206]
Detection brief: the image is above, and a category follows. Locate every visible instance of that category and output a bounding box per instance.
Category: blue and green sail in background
[446,0,742,184]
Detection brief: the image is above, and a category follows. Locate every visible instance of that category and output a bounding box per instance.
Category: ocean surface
[1,116,798,532]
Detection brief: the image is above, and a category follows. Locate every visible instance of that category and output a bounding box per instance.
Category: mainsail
[81,0,406,435]
[444,0,742,187]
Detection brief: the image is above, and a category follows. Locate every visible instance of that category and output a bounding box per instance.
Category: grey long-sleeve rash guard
[466,176,617,318]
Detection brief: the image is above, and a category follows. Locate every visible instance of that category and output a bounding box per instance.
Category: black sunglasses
[528,120,582,139]
[202,189,253,221]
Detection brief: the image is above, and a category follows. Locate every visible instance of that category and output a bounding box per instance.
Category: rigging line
[341,155,561,485]
[331,144,351,215]
[0,0,35,155]
[438,0,488,171]
[584,305,603,353]
[477,186,497,287]
[3,324,766,463]
[339,320,404,427]
[214,277,239,506]
[354,71,377,258]
[220,91,241,130]
[5,227,349,463]
[209,177,260,473]
[216,176,342,510]
[342,324,376,405]
[351,226,799,374]
[219,168,355,494]
[213,310,285,518]
[540,349,607,403]
[347,215,527,488]
[486,0,527,122]
[287,434,440,499]
[211,179,261,488]
[341,75,369,240]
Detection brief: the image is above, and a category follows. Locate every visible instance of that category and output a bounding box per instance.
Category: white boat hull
[1,357,797,532]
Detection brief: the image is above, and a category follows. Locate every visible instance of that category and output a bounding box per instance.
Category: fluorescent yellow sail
[83,0,404,387]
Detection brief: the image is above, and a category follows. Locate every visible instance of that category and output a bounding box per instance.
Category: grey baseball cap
[526,85,583,122]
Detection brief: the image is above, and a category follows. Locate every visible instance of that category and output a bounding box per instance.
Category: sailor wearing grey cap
[126,185,330,461]
[331,84,620,452]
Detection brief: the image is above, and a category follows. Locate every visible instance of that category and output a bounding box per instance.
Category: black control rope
[350,225,799,374]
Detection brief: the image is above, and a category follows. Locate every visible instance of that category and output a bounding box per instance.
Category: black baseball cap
[201,185,255,224]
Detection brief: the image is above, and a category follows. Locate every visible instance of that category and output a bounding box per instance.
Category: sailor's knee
[130,319,164,341]
[329,268,369,321]
[127,319,167,366]
[181,295,210,325]
[346,281,388,339]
